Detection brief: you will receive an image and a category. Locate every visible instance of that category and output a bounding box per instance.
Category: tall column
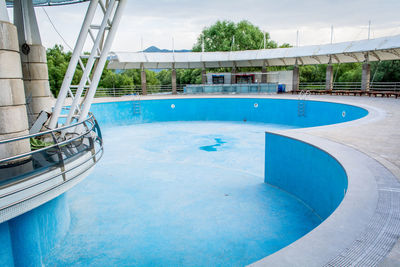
[14,0,53,125]
[140,65,147,95]
[325,64,333,91]
[231,66,237,84]
[201,68,207,84]
[361,62,370,91]
[292,64,300,92]
[0,6,30,164]
[261,65,267,83]
[171,67,177,94]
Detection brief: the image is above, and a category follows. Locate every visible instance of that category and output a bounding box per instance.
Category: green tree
[370,60,400,82]
[47,45,82,97]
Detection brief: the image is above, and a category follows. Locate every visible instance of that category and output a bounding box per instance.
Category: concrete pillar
[0,19,30,164]
[20,45,53,123]
[325,64,333,91]
[361,62,370,91]
[201,68,207,84]
[231,67,237,84]
[171,68,177,94]
[140,69,147,95]
[292,65,300,92]
[14,0,53,125]
[261,65,267,83]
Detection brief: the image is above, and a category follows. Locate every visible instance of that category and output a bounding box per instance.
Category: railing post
[50,131,66,181]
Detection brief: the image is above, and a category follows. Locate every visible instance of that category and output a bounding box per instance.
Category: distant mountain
[143,46,191,53]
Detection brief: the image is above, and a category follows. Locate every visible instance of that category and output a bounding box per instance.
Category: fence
[299,82,400,91]
[71,81,400,98]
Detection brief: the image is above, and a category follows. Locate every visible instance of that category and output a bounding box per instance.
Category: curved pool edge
[90,95,400,265]
[251,130,400,266]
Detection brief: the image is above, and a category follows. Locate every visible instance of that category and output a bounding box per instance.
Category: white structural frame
[0,0,9,21]
[108,35,400,70]
[49,0,127,129]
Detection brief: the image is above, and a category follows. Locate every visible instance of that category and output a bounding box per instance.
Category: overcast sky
[12,0,400,52]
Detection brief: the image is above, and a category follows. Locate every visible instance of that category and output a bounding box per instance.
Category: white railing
[299,82,400,91]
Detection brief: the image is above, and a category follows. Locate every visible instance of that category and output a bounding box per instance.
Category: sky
[9,0,400,52]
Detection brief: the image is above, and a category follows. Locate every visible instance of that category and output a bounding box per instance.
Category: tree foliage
[192,20,280,52]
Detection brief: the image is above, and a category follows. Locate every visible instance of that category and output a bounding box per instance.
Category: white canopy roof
[108,34,400,70]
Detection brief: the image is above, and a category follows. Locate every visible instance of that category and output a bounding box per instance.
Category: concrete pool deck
[89,94,400,266]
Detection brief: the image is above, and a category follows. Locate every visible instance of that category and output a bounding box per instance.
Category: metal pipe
[78,0,127,123]
[48,0,100,129]
[65,0,116,126]
[0,114,94,145]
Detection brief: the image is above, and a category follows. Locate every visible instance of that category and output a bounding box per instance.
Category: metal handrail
[0,113,95,145]
[0,123,94,165]
[0,113,103,191]
[0,113,98,164]
[0,142,104,201]
[0,145,104,216]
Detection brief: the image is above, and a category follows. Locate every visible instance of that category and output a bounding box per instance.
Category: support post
[171,67,177,94]
[141,65,147,95]
[292,62,300,92]
[14,0,53,125]
[261,64,267,84]
[362,62,370,92]
[325,63,333,91]
[78,0,127,123]
[0,11,30,163]
[201,68,207,84]
[65,0,116,126]
[0,0,8,22]
[48,0,99,129]
[231,65,237,84]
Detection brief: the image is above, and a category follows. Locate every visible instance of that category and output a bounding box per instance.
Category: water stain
[199,138,227,152]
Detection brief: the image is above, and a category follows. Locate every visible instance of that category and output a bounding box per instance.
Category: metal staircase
[298,90,310,117]
[48,0,127,130]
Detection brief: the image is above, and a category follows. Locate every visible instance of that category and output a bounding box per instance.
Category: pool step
[297,90,310,117]
[298,101,306,117]
[132,95,141,115]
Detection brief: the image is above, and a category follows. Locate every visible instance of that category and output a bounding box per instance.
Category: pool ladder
[298,90,310,117]
[133,94,141,115]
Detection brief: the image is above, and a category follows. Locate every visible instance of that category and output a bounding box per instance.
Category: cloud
[27,0,400,52]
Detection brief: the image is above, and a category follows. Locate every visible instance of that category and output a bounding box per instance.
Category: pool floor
[45,122,321,266]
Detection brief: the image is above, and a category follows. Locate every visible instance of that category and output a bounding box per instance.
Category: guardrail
[299,82,400,91]
[0,113,103,191]
[71,85,185,97]
[72,83,279,97]
[71,81,400,98]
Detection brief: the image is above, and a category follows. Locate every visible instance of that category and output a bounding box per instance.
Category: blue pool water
[199,137,227,151]
[45,122,321,266]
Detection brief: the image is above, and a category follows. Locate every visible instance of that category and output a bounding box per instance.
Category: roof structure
[108,35,400,70]
[6,0,88,7]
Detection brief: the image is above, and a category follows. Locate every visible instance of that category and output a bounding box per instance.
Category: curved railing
[0,113,103,217]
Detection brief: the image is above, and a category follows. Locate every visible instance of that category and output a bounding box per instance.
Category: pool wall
[0,97,368,266]
[90,98,368,128]
[0,194,70,267]
[265,132,348,220]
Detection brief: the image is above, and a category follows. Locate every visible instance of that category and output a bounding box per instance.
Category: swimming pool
[0,97,368,266]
